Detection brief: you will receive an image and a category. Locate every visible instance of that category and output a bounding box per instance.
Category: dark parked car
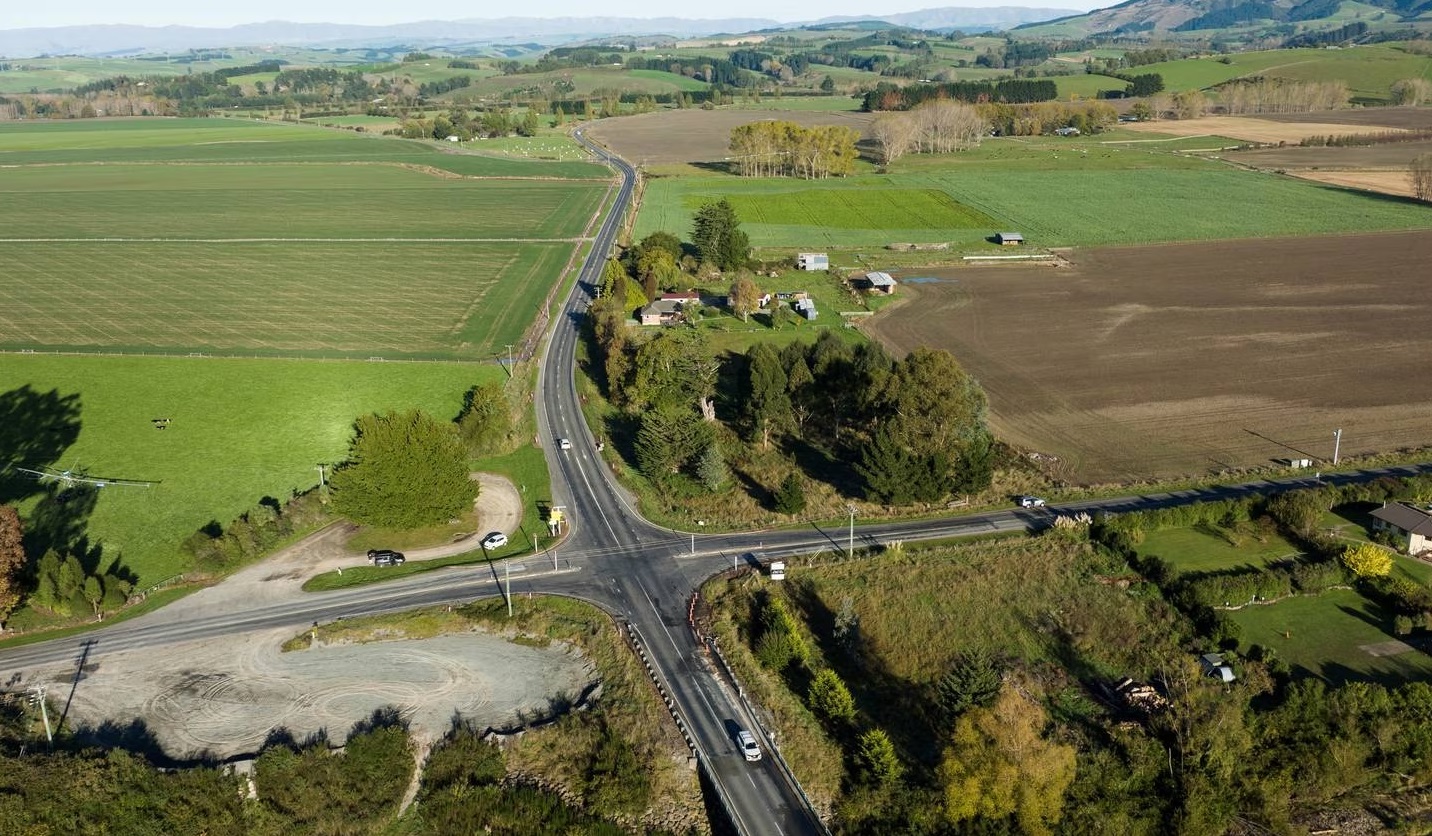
[367,549,406,567]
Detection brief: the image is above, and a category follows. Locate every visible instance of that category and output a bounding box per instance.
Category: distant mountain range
[0,8,1081,58]
[1018,0,1432,37]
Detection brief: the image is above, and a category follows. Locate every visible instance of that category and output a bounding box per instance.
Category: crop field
[0,241,572,358]
[866,231,1432,483]
[0,118,608,178]
[0,354,488,584]
[584,107,873,166]
[1262,106,1432,130]
[0,118,611,359]
[0,164,604,238]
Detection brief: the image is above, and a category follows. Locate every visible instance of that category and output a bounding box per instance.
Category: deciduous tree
[1411,152,1432,203]
[0,506,24,624]
[1342,542,1393,578]
[938,683,1076,836]
[330,410,478,529]
[729,274,761,322]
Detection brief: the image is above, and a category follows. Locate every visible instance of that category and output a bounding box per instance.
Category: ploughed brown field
[1262,107,1432,130]
[585,108,873,166]
[866,231,1432,483]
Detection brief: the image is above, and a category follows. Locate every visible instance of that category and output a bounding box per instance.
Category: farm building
[1199,653,1236,683]
[658,291,700,303]
[995,232,1025,246]
[797,252,829,271]
[639,299,686,326]
[865,272,897,294]
[793,298,817,320]
[1369,502,1432,554]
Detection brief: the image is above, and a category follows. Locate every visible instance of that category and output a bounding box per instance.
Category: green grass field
[636,160,1432,249]
[1137,526,1301,574]
[0,241,572,358]
[1054,73,1133,99]
[1132,44,1432,100]
[0,119,610,359]
[0,118,608,178]
[1231,589,1432,684]
[0,354,490,585]
[0,164,604,238]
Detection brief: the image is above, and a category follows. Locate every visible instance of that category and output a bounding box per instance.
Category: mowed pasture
[0,241,572,358]
[867,231,1432,483]
[637,165,1432,249]
[0,355,487,585]
[0,164,604,239]
[0,119,611,359]
[0,118,609,178]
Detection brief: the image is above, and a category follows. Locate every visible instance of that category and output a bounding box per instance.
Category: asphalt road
[5,131,1432,835]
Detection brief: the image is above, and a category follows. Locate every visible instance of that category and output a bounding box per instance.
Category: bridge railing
[618,619,750,836]
[691,593,834,836]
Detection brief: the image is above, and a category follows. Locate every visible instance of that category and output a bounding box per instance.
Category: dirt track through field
[868,231,1432,482]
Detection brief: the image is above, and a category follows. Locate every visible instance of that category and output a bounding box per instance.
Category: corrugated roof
[1370,502,1432,536]
[867,271,896,287]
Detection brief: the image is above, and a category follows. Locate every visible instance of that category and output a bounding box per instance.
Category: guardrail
[690,592,833,836]
[618,619,748,836]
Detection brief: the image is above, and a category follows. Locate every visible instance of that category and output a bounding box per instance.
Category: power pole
[847,506,856,557]
[1332,428,1342,466]
[504,343,516,377]
[29,685,52,744]
[505,560,512,618]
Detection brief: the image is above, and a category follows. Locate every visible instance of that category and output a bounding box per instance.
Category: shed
[658,291,700,303]
[995,232,1025,246]
[793,298,818,320]
[1369,502,1432,554]
[797,252,829,271]
[865,271,897,294]
[1199,653,1236,683]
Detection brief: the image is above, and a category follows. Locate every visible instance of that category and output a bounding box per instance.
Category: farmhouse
[995,232,1025,246]
[1369,502,1432,554]
[864,271,897,294]
[639,299,686,326]
[797,252,829,271]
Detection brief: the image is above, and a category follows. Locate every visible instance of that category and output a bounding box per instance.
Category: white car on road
[737,730,762,762]
[481,532,508,550]
[1018,495,1047,508]
[558,438,572,450]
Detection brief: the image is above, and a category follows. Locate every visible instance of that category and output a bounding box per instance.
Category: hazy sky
[7,1,1108,29]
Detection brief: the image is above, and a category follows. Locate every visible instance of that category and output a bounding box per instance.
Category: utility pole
[504,343,516,377]
[847,506,856,557]
[28,685,52,744]
[505,560,512,618]
[1333,428,1342,466]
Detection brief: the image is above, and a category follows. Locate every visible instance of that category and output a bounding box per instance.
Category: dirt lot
[585,108,874,166]
[1225,139,1432,170]
[36,629,594,761]
[867,231,1432,483]
[1293,170,1416,198]
[5,472,570,761]
[1123,115,1408,144]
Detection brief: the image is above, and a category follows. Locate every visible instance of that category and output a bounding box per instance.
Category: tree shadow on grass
[0,385,83,506]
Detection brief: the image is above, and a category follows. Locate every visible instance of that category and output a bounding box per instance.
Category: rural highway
[5,131,1432,835]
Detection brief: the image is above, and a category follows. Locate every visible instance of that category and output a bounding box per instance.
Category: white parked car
[481,532,508,550]
[737,730,762,762]
[1018,496,1047,508]
[558,438,572,450]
